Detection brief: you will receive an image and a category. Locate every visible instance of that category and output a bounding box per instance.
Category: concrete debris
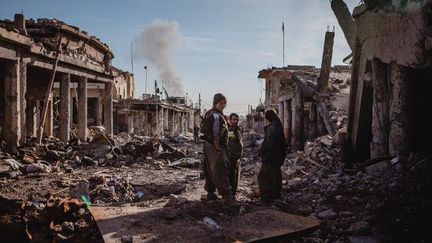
[365,161,388,174]
[25,161,52,174]
[318,209,338,220]
[168,158,200,167]
[164,194,188,207]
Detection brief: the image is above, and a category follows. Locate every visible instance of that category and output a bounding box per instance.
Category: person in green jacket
[227,113,243,196]
[258,109,286,203]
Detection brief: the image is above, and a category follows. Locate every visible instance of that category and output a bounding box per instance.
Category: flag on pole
[282,22,284,32]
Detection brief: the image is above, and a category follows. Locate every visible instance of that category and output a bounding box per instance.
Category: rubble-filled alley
[2,0,432,242]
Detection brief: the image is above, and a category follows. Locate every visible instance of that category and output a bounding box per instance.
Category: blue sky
[1,0,359,115]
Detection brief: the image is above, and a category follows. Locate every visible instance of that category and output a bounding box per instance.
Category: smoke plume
[137,20,184,96]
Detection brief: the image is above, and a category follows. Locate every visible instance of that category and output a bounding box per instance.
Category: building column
[155,105,159,136]
[287,100,292,146]
[160,107,165,135]
[164,109,169,130]
[278,101,284,123]
[309,103,318,139]
[35,100,41,131]
[294,85,304,151]
[389,62,409,157]
[19,60,27,145]
[78,77,88,141]
[171,110,175,134]
[4,61,21,153]
[370,58,389,158]
[128,111,134,134]
[95,97,102,126]
[44,98,53,137]
[59,73,71,142]
[104,82,113,136]
[318,30,335,92]
[181,113,185,134]
[26,100,37,137]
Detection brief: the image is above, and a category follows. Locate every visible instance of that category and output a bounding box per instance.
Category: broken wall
[340,1,432,162]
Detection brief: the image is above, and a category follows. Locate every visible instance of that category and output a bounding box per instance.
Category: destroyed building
[245,104,265,134]
[0,14,135,153]
[257,30,351,151]
[1,2,432,242]
[331,0,432,162]
[114,95,194,136]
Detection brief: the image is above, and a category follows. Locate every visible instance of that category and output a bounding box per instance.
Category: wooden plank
[351,54,368,158]
[90,207,320,243]
[315,99,336,137]
[347,38,362,149]
[37,39,62,144]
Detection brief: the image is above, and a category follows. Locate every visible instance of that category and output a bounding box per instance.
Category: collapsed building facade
[0,14,134,153]
[114,95,194,136]
[257,30,351,151]
[331,0,432,162]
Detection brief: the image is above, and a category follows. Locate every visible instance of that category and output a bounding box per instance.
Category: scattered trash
[203,217,222,230]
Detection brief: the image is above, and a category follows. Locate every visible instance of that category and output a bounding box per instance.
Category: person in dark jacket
[201,93,236,204]
[258,109,286,203]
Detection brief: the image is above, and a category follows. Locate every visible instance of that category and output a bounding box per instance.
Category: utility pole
[282,22,285,67]
[144,66,148,94]
[130,42,134,73]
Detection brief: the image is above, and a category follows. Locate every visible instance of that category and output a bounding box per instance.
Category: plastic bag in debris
[255,139,264,146]
[203,217,222,230]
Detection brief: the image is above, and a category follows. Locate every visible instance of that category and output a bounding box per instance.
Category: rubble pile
[327,70,350,131]
[23,197,103,242]
[0,131,200,180]
[236,133,432,242]
[0,195,103,242]
[274,153,432,242]
[301,135,342,171]
[87,175,135,204]
[1,123,430,242]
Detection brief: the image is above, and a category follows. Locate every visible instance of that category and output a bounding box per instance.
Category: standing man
[227,113,243,196]
[201,93,236,204]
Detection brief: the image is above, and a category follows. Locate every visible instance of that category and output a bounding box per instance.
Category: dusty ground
[1,133,431,242]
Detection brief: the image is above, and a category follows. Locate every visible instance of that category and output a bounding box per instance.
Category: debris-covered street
[1,130,431,242]
[1,0,432,242]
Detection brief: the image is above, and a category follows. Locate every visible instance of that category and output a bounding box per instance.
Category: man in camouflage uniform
[201,93,236,204]
[227,113,243,196]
